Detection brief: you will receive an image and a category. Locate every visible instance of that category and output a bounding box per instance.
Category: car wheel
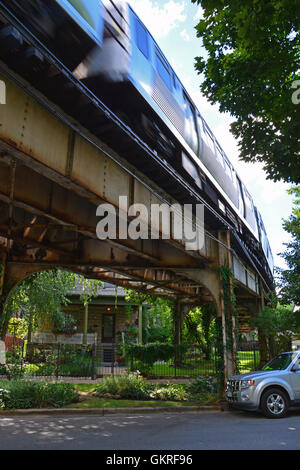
[260,388,289,419]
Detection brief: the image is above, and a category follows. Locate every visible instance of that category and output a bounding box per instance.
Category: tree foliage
[124,290,175,343]
[192,0,300,183]
[278,186,300,305]
[0,269,102,338]
[182,304,216,358]
[250,302,297,358]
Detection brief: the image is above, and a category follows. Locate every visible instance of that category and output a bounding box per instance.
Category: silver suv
[225,351,300,418]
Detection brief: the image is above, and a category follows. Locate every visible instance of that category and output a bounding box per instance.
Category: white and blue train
[3,0,274,277]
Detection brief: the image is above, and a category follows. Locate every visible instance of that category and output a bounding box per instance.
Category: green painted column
[83,303,89,346]
[138,305,143,344]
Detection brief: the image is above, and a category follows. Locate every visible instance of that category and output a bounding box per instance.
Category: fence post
[56,343,61,380]
[91,343,96,380]
[130,351,134,372]
[111,346,114,375]
[174,346,177,378]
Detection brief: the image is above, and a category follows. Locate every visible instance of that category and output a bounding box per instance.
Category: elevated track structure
[0,2,272,378]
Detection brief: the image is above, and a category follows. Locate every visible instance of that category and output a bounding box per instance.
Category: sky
[127,0,294,271]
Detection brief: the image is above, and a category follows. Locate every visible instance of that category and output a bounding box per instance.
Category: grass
[67,398,205,409]
[148,351,259,377]
[68,382,220,409]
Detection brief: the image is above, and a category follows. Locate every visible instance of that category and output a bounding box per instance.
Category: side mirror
[291,363,300,372]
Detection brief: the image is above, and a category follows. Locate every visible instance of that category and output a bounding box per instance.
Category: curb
[0,405,224,416]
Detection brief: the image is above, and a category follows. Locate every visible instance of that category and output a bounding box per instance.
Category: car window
[263,353,294,371]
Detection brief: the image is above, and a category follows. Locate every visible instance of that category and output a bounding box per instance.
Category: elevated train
[1,0,274,280]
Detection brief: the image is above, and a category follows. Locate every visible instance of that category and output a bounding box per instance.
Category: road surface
[0,409,300,451]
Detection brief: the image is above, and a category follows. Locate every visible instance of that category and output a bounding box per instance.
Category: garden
[0,372,220,411]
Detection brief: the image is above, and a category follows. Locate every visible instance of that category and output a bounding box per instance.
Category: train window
[155,51,172,89]
[199,118,208,145]
[173,74,180,90]
[183,93,199,154]
[244,190,253,209]
[183,94,193,119]
[237,177,245,216]
[66,0,99,29]
[224,158,232,179]
[206,128,216,154]
[215,144,224,167]
[135,17,149,58]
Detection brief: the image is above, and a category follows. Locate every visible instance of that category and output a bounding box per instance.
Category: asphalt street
[0,408,300,451]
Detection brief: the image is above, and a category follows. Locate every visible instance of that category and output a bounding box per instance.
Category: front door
[102,314,115,343]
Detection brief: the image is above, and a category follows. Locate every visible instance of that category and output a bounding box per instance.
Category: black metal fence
[0,341,260,380]
[1,344,99,380]
[129,345,219,378]
[237,342,260,374]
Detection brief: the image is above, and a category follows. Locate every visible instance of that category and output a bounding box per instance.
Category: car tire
[260,388,289,419]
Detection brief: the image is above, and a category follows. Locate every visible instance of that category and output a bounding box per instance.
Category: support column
[173,298,188,346]
[0,252,11,340]
[0,251,6,296]
[218,231,235,381]
[258,279,268,366]
[83,303,89,347]
[138,305,143,345]
[226,230,237,373]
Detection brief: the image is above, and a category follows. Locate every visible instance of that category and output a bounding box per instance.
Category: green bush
[0,380,79,409]
[126,343,187,375]
[95,372,149,400]
[0,388,10,409]
[187,375,218,395]
[149,384,188,401]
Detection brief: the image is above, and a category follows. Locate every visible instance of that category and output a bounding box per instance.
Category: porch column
[174,298,181,346]
[138,305,143,344]
[83,303,89,346]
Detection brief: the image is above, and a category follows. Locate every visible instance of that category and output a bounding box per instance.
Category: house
[62,282,141,346]
[32,282,144,362]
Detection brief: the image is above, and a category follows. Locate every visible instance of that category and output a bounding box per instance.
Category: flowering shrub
[149,384,188,401]
[0,388,10,409]
[95,372,149,400]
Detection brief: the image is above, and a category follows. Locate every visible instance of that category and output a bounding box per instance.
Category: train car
[76,1,273,269]
[0,0,273,277]
[0,0,104,70]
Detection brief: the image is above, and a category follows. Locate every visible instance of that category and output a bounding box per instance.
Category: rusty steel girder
[0,66,260,316]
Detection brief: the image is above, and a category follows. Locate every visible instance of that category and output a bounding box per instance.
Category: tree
[192,0,300,183]
[250,302,297,360]
[278,186,300,305]
[182,304,216,359]
[124,290,175,343]
[0,269,102,340]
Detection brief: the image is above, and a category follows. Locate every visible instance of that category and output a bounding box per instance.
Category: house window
[135,17,149,58]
